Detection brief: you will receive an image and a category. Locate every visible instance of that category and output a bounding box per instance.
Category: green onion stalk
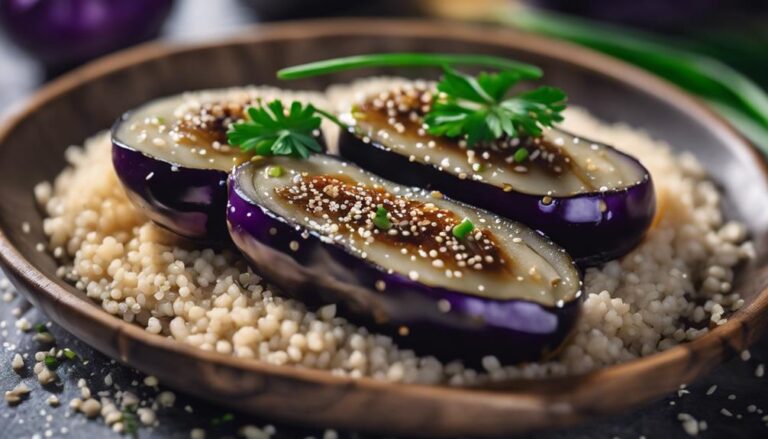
[500,9,768,155]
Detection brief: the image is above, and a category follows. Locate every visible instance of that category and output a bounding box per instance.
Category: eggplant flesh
[227,154,582,362]
[338,83,656,265]
[111,88,324,241]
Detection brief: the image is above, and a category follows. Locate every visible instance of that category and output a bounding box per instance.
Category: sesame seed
[31,83,755,390]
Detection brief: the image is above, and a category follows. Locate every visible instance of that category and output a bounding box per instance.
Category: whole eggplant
[227,155,583,362]
[0,0,174,69]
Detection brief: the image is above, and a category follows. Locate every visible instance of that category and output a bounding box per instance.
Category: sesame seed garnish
[273,174,509,280]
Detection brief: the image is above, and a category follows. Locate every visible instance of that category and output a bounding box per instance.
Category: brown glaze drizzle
[355,85,573,177]
[172,99,256,157]
[274,175,510,274]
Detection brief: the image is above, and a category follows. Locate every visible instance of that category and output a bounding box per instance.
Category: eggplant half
[337,83,656,265]
[112,88,325,241]
[227,154,582,362]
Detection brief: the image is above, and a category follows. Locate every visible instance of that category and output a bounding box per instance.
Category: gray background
[1,1,767,437]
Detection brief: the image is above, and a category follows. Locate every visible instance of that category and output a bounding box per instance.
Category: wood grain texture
[1,19,767,437]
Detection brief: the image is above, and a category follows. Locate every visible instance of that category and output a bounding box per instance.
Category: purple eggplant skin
[112,135,231,243]
[0,0,174,69]
[339,129,656,266]
[111,108,328,243]
[226,160,582,363]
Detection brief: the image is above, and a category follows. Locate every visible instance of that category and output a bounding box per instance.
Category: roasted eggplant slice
[112,88,325,241]
[227,154,582,362]
[337,82,656,265]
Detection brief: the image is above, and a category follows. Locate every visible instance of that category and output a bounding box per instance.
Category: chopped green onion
[504,9,768,153]
[471,162,485,172]
[267,165,284,178]
[514,148,529,163]
[44,355,58,370]
[34,323,48,333]
[278,53,542,81]
[63,348,78,360]
[122,407,139,436]
[452,218,475,239]
[211,413,235,426]
[373,206,392,230]
[155,116,166,125]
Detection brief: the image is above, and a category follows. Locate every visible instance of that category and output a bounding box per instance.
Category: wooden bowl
[1,19,767,437]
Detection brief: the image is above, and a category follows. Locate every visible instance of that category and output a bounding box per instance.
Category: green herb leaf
[34,323,48,333]
[227,100,324,159]
[63,348,78,360]
[425,67,566,146]
[477,71,522,102]
[452,218,475,239]
[373,206,392,230]
[122,406,139,437]
[44,354,58,370]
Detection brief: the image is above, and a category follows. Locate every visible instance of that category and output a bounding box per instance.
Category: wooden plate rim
[0,17,767,430]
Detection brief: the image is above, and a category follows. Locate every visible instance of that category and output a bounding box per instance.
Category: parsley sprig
[425,67,566,145]
[227,100,325,159]
[230,53,567,158]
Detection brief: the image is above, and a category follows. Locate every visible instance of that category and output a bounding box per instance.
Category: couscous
[34,55,754,385]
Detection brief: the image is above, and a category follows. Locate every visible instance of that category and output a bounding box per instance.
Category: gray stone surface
[1,1,767,437]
